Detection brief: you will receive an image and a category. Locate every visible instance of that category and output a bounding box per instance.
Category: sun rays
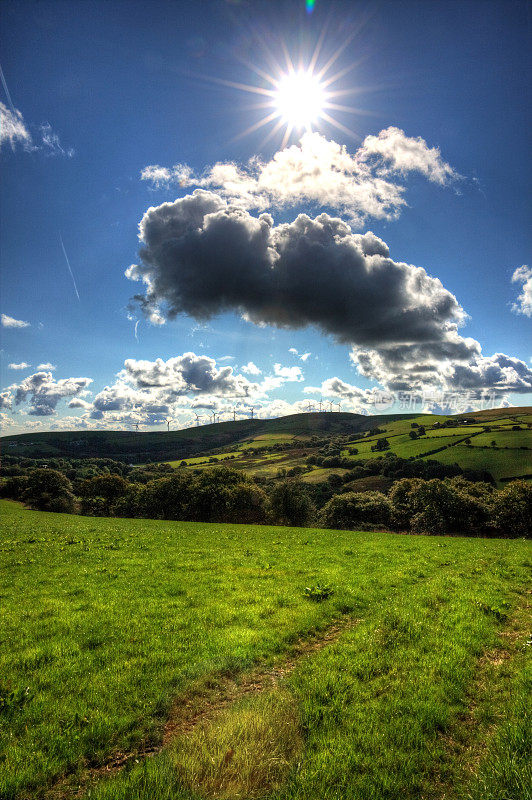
[198,26,371,149]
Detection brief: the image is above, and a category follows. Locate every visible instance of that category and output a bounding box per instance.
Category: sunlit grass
[1,499,530,800]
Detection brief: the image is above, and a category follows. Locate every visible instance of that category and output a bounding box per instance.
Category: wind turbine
[166,419,170,432]
[194,413,202,427]
[135,422,139,432]
[250,406,255,420]
[233,408,236,422]
[328,400,333,412]
[336,401,341,412]
[318,399,323,412]
[306,401,314,413]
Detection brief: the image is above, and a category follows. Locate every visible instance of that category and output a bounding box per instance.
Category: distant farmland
[2,408,531,485]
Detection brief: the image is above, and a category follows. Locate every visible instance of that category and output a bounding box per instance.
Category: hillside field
[2,408,531,485]
[1,500,530,800]
[166,409,532,484]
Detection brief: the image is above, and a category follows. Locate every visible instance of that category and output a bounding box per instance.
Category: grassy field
[1,500,530,800]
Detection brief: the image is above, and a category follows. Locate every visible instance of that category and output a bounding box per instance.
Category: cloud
[8,362,30,370]
[127,192,470,362]
[0,390,12,409]
[36,362,56,371]
[511,265,532,317]
[68,398,93,410]
[119,353,256,396]
[273,363,303,381]
[8,370,92,416]
[357,127,459,185]
[89,353,260,424]
[40,123,75,158]
[141,128,460,224]
[126,193,531,400]
[0,102,32,151]
[447,353,532,394]
[1,314,30,328]
[289,348,311,362]
[0,102,73,158]
[241,361,262,375]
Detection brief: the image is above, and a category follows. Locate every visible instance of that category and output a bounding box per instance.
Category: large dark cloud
[127,191,470,361]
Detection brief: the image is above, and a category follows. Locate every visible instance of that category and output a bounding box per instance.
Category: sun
[203,30,364,149]
[273,69,326,129]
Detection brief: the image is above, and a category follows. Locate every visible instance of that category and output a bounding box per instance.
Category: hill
[0,411,418,461]
[2,407,531,483]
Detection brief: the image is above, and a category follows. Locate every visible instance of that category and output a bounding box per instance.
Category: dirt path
[44,615,359,800]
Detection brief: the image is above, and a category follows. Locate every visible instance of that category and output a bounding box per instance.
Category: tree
[372,438,390,452]
[22,469,76,513]
[269,481,315,527]
[320,491,392,530]
[492,481,532,538]
[79,474,129,515]
[0,475,29,500]
[409,430,418,440]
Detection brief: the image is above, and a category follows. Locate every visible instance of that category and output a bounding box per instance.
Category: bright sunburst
[203,29,365,149]
[273,69,326,129]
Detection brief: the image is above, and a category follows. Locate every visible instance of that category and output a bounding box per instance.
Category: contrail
[134,320,140,341]
[0,63,16,114]
[59,233,80,301]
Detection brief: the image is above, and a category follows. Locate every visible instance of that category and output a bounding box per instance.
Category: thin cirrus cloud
[8,362,31,370]
[141,128,461,224]
[0,100,74,158]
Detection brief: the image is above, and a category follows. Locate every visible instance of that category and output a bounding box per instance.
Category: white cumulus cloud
[1,314,30,328]
[511,265,532,317]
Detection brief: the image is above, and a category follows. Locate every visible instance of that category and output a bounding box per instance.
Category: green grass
[1,500,530,800]
[421,443,532,480]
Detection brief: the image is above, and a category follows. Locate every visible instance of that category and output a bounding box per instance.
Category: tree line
[1,456,530,537]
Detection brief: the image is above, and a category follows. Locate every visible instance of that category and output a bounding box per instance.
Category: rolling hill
[2,407,531,484]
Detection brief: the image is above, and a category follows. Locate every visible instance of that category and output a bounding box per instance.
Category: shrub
[320,491,392,530]
[22,469,76,513]
[269,481,315,527]
[0,475,29,500]
[390,478,491,535]
[491,481,532,538]
[303,584,334,601]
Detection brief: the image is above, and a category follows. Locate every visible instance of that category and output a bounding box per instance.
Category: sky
[1,0,531,434]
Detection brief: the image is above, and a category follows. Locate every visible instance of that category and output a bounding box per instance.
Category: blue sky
[1,0,531,432]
